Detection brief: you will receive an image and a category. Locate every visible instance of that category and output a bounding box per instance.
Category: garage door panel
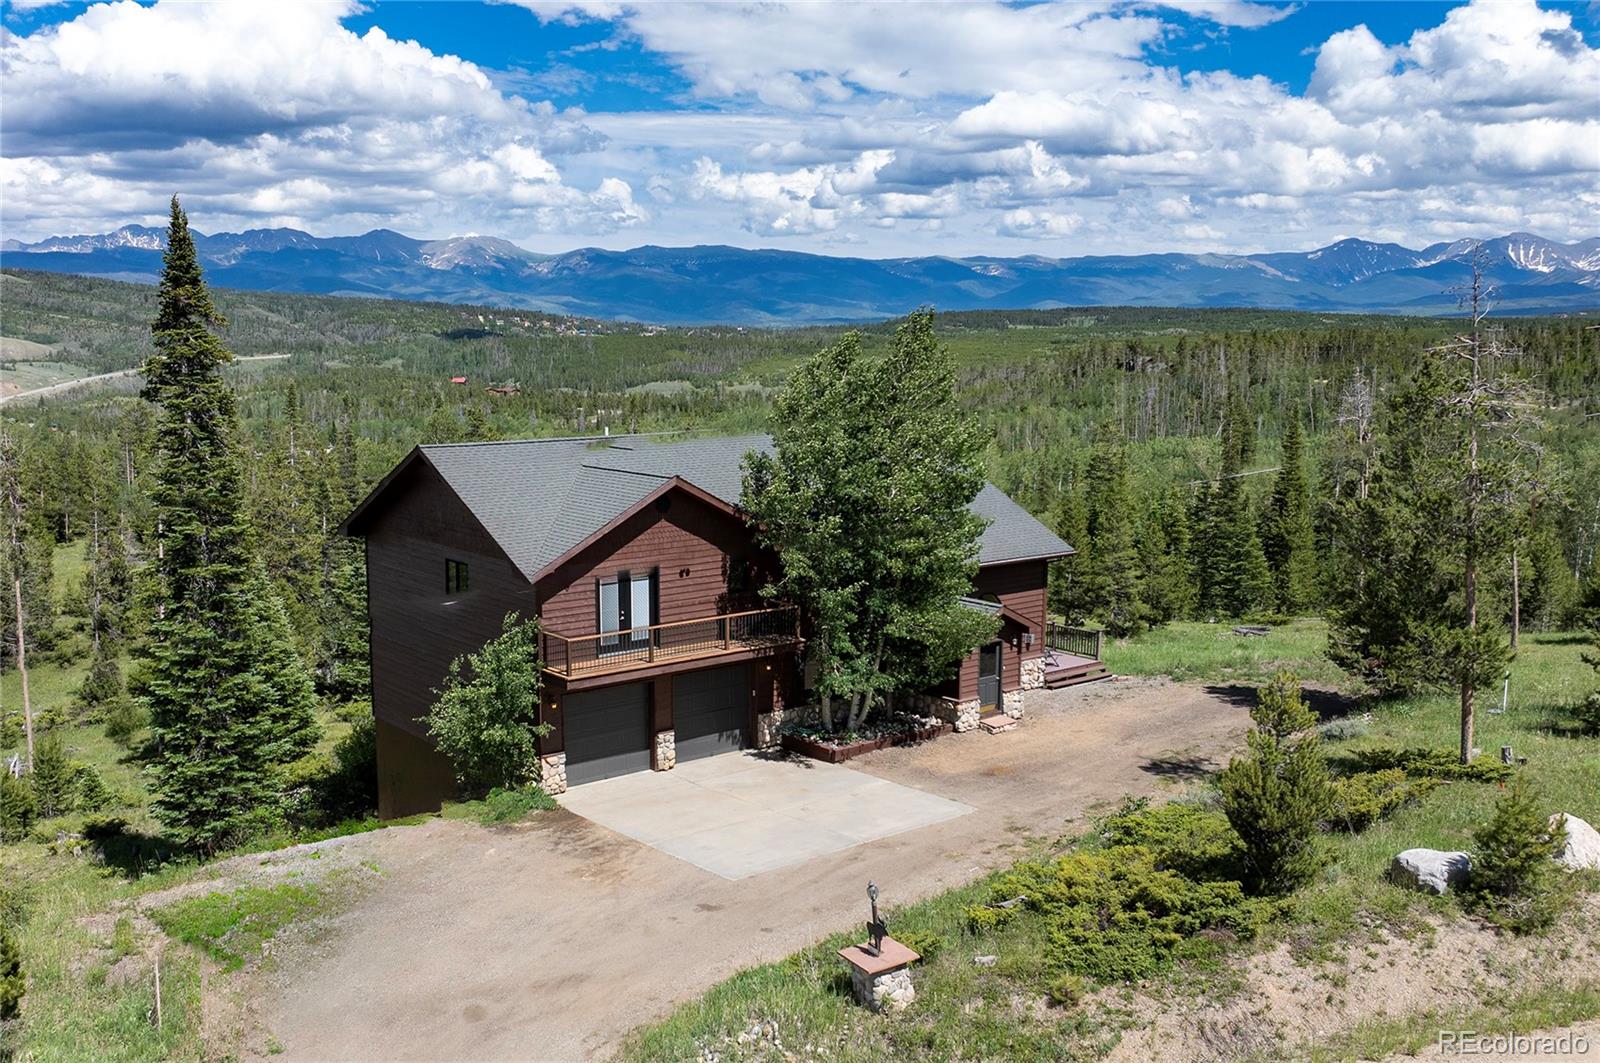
[674,664,748,762]
[565,682,651,785]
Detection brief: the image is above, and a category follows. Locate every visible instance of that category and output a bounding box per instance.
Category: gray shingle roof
[404,432,1073,580]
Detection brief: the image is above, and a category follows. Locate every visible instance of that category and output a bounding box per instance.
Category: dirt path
[249,677,1250,1061]
[0,353,289,405]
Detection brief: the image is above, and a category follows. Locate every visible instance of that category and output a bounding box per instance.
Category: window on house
[445,558,469,595]
[598,569,654,649]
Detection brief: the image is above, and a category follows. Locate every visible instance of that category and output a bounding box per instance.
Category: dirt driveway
[256,678,1250,1062]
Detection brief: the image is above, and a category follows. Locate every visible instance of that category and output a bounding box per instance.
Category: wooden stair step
[1045,667,1112,689]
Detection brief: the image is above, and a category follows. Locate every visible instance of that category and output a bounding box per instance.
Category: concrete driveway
[558,751,973,879]
[255,677,1251,1062]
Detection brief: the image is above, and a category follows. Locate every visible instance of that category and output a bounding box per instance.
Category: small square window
[445,558,469,595]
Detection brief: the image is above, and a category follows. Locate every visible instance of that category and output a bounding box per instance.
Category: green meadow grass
[1103,618,1347,687]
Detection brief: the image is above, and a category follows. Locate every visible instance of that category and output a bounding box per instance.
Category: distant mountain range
[4,225,1596,323]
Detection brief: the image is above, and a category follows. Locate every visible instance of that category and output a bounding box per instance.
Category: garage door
[673,664,748,763]
[564,682,651,785]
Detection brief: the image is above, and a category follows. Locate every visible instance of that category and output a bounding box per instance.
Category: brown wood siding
[973,560,1049,658]
[376,718,457,818]
[947,560,1048,699]
[364,460,537,742]
[536,487,763,636]
[652,675,673,734]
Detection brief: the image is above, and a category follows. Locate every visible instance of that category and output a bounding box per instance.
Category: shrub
[1346,747,1512,782]
[1468,778,1569,933]
[976,847,1256,983]
[893,930,944,962]
[321,714,378,822]
[477,785,557,824]
[963,902,1015,934]
[0,917,21,1023]
[425,613,549,796]
[76,650,124,712]
[1047,973,1086,1007]
[1575,692,1600,736]
[0,775,36,843]
[1101,799,1243,880]
[279,712,378,831]
[1220,672,1330,895]
[1317,718,1369,742]
[101,696,147,747]
[1325,769,1441,833]
[0,716,20,750]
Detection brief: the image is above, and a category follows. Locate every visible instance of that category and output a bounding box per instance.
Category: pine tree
[1196,444,1272,619]
[1140,485,1197,623]
[1081,426,1145,636]
[250,383,321,648]
[1221,391,1255,471]
[1259,417,1320,615]
[1048,461,1090,623]
[1468,777,1566,932]
[139,196,319,852]
[1219,672,1329,895]
[314,401,369,702]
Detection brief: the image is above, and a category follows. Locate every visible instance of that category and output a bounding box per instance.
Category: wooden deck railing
[1045,621,1103,661]
[540,605,801,679]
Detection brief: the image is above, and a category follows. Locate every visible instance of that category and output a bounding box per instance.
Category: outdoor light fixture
[864,882,887,957]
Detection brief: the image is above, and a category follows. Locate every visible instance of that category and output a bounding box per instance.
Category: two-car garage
[562,664,751,787]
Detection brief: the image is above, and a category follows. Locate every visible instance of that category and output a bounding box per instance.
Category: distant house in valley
[449,375,468,385]
[341,433,1100,817]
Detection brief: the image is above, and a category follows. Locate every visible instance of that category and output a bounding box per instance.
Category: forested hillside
[3,266,1598,720]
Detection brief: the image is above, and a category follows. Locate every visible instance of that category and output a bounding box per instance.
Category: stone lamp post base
[837,936,920,1012]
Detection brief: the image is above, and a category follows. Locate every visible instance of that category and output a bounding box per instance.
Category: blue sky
[2,1,1597,256]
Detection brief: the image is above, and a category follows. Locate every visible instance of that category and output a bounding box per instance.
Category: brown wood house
[342,433,1097,817]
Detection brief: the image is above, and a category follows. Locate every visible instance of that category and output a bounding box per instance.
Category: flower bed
[781,715,951,764]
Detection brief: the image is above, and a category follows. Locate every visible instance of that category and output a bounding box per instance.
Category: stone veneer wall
[901,691,979,732]
[781,692,984,733]
[539,751,568,795]
[1002,689,1025,719]
[1020,655,1047,691]
[652,729,676,771]
[850,965,916,1012]
[755,709,785,749]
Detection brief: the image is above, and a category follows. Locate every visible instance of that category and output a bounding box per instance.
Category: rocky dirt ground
[1107,888,1600,1061]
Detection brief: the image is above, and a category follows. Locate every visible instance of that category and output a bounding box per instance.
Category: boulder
[1550,813,1600,872]
[1389,848,1472,894]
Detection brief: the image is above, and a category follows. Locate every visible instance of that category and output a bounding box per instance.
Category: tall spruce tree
[1259,417,1320,614]
[1048,459,1090,623]
[1081,426,1146,636]
[1194,440,1272,619]
[139,196,318,852]
[1141,484,1197,624]
[314,397,369,701]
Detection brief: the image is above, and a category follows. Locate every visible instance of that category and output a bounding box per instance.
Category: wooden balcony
[540,606,801,680]
[1043,621,1111,688]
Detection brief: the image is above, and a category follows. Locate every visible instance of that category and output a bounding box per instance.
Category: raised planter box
[782,720,952,764]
